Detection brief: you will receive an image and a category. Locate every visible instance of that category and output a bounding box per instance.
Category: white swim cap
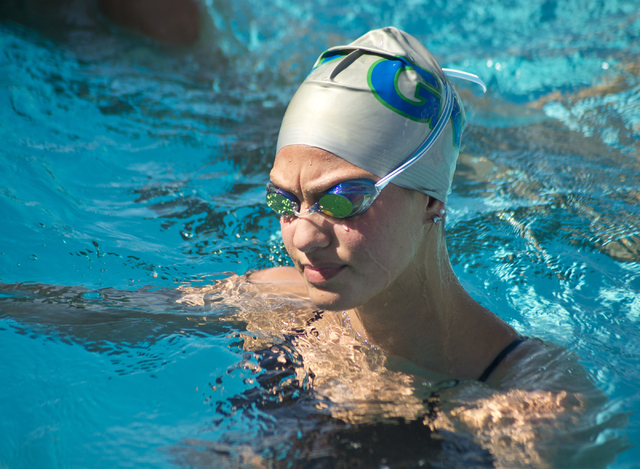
[276,27,470,203]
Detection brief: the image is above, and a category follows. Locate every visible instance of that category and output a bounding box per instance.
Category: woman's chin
[307,287,356,312]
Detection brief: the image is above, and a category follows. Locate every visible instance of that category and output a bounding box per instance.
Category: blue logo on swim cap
[367,57,442,125]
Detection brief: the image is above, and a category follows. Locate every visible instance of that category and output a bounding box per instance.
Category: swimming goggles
[267,178,380,218]
[266,68,486,219]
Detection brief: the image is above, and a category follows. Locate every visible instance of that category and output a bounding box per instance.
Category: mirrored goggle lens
[266,192,296,215]
[317,193,354,218]
[323,179,377,218]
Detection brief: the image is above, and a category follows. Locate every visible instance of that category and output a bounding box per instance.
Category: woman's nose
[290,216,332,253]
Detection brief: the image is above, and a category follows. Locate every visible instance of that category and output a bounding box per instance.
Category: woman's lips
[302,264,345,284]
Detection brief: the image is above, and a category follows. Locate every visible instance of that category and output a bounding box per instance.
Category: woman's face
[269,145,431,312]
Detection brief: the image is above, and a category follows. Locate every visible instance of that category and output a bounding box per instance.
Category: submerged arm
[0,269,307,349]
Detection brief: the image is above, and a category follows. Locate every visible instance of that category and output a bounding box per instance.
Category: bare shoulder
[493,338,601,396]
[246,267,308,297]
[248,266,303,283]
[435,340,626,468]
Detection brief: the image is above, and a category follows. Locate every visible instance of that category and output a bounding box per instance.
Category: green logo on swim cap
[367,57,442,124]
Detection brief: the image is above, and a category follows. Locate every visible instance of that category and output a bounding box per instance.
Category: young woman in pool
[229,31,624,463]
[0,26,622,465]
[248,26,527,383]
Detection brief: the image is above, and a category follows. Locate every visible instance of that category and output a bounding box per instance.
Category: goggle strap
[376,81,454,190]
[442,69,487,92]
[375,70,486,191]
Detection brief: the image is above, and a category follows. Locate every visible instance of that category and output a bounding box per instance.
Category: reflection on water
[1,278,629,467]
[1,0,639,467]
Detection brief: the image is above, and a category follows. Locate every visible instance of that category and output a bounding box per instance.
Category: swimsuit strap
[478,337,528,383]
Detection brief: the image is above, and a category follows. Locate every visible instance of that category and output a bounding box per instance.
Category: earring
[431,208,445,225]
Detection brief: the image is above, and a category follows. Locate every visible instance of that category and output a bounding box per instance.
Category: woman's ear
[424,197,446,225]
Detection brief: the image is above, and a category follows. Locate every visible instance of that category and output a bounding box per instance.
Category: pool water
[1,0,639,467]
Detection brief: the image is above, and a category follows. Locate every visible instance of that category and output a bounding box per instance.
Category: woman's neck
[346,241,517,379]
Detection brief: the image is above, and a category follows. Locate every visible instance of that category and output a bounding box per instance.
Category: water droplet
[28,254,37,261]
[180,230,193,240]
[342,225,349,232]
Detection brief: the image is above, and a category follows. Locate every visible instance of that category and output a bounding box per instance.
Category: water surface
[1,0,639,467]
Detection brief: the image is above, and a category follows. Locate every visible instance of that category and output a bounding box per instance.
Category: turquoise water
[1,0,639,467]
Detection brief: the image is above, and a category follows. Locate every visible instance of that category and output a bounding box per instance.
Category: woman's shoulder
[488,337,603,398]
[246,266,308,297]
[434,339,623,468]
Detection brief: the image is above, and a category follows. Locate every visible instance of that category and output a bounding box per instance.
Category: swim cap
[276,27,466,203]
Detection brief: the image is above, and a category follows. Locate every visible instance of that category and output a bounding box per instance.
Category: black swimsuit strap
[478,337,528,383]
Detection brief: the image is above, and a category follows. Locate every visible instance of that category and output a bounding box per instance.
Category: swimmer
[0,0,203,46]
[0,25,625,467]
[212,28,624,464]
[249,26,528,383]
[98,0,201,45]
